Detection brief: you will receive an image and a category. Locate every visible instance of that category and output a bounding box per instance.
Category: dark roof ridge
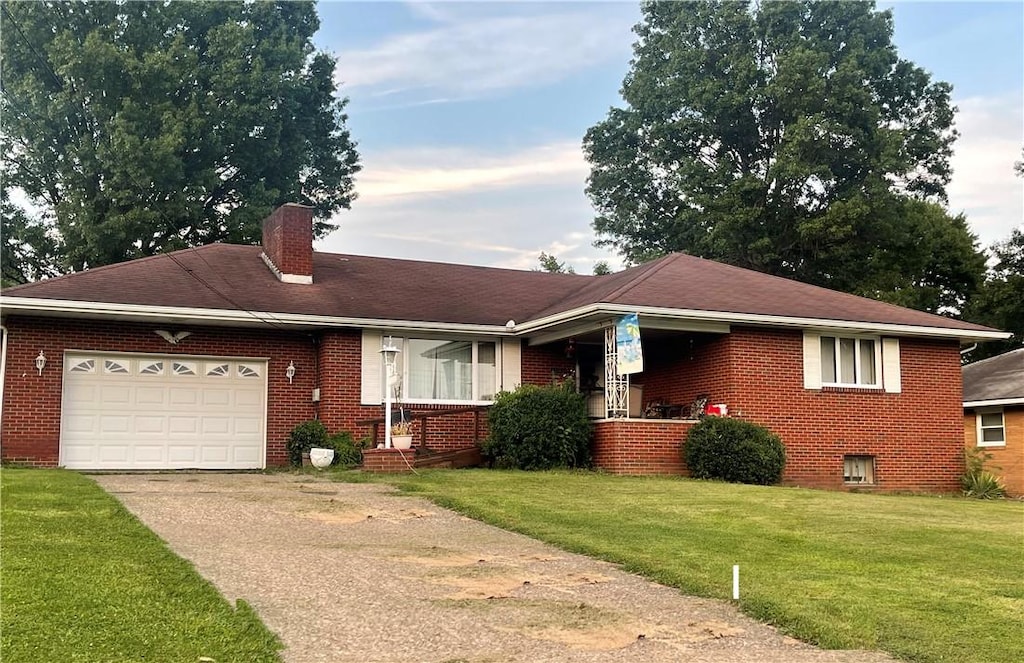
[1,243,237,294]
[599,253,682,303]
[312,249,594,280]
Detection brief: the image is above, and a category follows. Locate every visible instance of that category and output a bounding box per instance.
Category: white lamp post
[380,337,401,449]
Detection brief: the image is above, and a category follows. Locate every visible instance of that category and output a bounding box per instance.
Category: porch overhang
[522,309,730,346]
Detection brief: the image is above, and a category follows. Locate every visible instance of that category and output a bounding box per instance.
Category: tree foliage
[964,228,1024,361]
[584,0,984,312]
[0,0,359,277]
[537,251,575,274]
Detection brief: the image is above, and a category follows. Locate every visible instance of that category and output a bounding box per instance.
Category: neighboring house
[963,348,1024,496]
[0,204,1008,491]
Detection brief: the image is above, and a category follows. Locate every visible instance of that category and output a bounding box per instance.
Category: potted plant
[391,420,414,449]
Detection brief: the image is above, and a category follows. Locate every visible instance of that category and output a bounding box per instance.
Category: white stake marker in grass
[733,565,740,600]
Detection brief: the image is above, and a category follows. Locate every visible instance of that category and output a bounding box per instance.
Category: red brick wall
[723,327,964,492]
[261,204,313,278]
[522,344,575,386]
[592,420,693,475]
[1,316,317,467]
[640,333,733,409]
[361,448,417,473]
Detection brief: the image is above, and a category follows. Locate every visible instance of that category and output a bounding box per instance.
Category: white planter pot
[309,447,335,469]
[392,435,413,450]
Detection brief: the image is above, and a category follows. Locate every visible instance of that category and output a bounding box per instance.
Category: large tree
[584,0,984,312]
[1,0,359,277]
[964,228,1024,361]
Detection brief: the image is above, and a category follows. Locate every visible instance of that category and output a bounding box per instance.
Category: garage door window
[206,363,230,377]
[70,358,95,373]
[237,363,261,378]
[172,361,197,376]
[140,360,164,375]
[104,359,129,374]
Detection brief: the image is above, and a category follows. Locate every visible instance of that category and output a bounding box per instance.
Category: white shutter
[882,338,901,393]
[360,330,383,405]
[500,339,521,392]
[803,332,822,390]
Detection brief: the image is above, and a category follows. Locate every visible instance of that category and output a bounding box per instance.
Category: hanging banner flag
[615,313,643,374]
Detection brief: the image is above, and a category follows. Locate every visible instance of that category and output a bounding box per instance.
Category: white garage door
[60,352,267,470]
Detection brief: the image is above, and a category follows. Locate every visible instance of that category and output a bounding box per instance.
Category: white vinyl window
[820,336,880,388]
[976,409,1006,447]
[843,455,876,485]
[386,337,497,404]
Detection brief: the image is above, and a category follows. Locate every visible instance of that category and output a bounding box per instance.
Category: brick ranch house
[963,348,1024,496]
[0,204,1007,491]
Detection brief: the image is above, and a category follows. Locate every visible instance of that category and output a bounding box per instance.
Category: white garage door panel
[136,387,166,405]
[100,386,131,404]
[134,446,165,463]
[204,389,231,407]
[61,353,267,470]
[203,417,231,435]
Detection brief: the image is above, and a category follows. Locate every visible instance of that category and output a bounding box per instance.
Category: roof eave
[513,303,1009,342]
[2,295,1008,342]
[0,296,511,336]
[963,398,1024,408]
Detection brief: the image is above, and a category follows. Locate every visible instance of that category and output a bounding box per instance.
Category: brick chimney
[260,203,314,284]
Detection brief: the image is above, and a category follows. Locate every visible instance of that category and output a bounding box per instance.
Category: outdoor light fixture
[35,351,46,376]
[285,361,296,384]
[379,337,401,449]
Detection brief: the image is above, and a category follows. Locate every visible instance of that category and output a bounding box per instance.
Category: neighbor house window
[820,336,880,388]
[976,409,1006,447]
[843,455,876,484]
[388,337,497,403]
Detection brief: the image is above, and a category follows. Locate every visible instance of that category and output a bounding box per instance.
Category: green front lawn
[0,469,282,663]
[371,470,1024,663]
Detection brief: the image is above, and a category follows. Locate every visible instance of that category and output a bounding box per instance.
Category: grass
[358,469,1024,663]
[0,468,282,663]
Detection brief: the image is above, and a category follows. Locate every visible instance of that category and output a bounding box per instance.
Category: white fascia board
[0,296,510,336]
[963,398,1024,408]
[513,303,1011,342]
[525,315,730,346]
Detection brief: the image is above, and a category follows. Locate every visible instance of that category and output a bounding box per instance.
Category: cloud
[947,92,1024,247]
[356,142,589,200]
[317,140,623,274]
[334,5,634,100]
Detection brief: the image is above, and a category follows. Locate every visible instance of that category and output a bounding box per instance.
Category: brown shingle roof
[0,245,999,334]
[0,244,589,326]
[530,253,992,332]
[963,349,1024,402]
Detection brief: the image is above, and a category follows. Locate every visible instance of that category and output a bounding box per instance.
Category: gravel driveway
[95,473,893,663]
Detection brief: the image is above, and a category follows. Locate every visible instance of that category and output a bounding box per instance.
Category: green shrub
[483,384,591,470]
[287,421,365,468]
[326,431,363,468]
[961,447,1006,499]
[286,420,328,467]
[684,417,786,485]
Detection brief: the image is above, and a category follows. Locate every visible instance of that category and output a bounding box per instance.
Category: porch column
[604,325,629,418]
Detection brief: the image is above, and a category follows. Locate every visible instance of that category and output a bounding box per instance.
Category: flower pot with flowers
[391,420,414,449]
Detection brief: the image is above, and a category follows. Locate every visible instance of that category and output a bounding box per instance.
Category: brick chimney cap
[278,202,314,210]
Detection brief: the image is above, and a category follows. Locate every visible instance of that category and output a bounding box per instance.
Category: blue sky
[313,1,1024,273]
